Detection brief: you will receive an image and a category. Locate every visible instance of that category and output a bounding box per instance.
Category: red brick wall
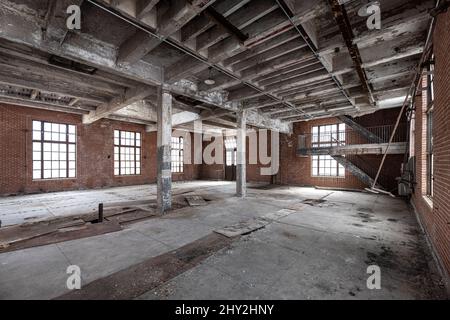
[0,104,198,195]
[278,108,405,191]
[412,10,450,282]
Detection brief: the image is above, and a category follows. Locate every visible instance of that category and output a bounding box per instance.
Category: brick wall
[412,9,450,283]
[0,104,199,195]
[278,108,405,191]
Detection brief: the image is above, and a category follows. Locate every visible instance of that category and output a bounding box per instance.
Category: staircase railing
[298,123,407,150]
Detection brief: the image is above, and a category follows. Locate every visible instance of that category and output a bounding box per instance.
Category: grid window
[312,123,346,148]
[311,124,346,177]
[312,155,345,177]
[114,130,141,176]
[171,136,184,173]
[32,120,76,180]
[225,137,237,166]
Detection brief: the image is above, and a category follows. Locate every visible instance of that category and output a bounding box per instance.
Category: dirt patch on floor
[353,212,381,223]
[282,231,299,239]
[302,199,337,208]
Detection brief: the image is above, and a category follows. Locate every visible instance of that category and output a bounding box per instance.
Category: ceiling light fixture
[204,67,215,85]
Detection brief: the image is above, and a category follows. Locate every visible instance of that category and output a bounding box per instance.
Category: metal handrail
[300,123,407,148]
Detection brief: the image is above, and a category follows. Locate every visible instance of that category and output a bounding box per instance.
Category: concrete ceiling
[0,0,435,133]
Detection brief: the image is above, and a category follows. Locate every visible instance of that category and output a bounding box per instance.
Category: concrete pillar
[157,86,172,213]
[236,108,247,197]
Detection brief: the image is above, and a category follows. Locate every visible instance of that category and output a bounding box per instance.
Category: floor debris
[214,218,269,238]
[185,195,207,207]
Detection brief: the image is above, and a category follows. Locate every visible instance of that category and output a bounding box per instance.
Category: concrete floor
[0,181,446,300]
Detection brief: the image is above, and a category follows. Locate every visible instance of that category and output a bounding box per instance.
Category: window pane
[33,170,41,179]
[33,131,41,140]
[44,170,51,179]
[44,132,51,140]
[44,161,51,170]
[33,142,41,152]
[33,121,41,131]
[33,161,41,170]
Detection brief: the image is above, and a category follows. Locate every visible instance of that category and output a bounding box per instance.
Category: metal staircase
[331,155,378,188]
[297,116,407,189]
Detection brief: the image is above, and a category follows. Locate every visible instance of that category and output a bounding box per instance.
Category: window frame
[114,130,142,176]
[311,124,346,178]
[32,120,77,180]
[171,136,184,174]
[425,60,434,198]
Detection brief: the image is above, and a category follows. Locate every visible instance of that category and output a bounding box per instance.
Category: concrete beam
[232,40,307,73]
[222,29,301,68]
[169,81,293,134]
[83,85,155,124]
[0,67,110,105]
[146,110,201,132]
[331,35,425,75]
[0,95,90,115]
[117,0,217,65]
[0,2,163,85]
[136,0,159,19]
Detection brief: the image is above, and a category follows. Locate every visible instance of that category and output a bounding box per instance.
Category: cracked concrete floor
[0,181,447,300]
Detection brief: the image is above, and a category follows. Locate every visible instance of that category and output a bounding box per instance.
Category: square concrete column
[236,108,247,197]
[157,86,172,213]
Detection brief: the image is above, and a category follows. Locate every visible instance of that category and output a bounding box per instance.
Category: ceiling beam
[0,93,91,115]
[0,68,110,104]
[180,0,250,42]
[203,7,249,43]
[83,85,156,124]
[0,3,163,85]
[196,0,278,52]
[117,0,217,65]
[327,0,374,105]
[136,0,159,19]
